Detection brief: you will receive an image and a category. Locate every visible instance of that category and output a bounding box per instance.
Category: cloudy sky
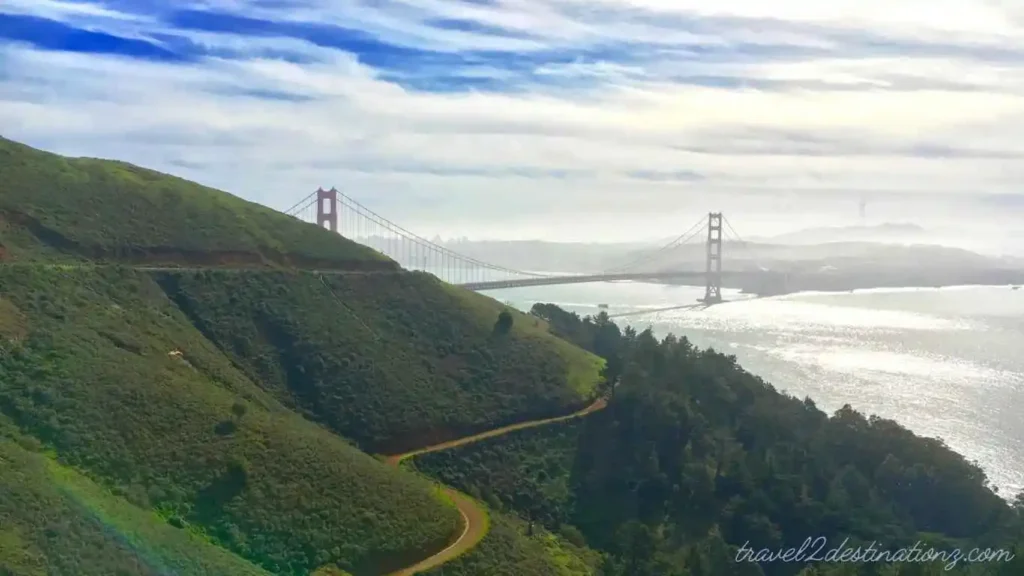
[2,0,1024,242]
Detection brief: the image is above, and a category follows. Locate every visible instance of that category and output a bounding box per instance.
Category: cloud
[2,0,1024,241]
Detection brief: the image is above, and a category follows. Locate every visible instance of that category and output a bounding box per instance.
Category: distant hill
[429,238,647,274]
[759,222,926,243]
[604,239,1002,276]
[0,137,604,575]
[420,224,1011,276]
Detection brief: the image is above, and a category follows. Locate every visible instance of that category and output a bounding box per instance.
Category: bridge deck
[457,270,759,291]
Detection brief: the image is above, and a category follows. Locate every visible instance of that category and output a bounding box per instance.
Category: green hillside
[0,138,609,574]
[0,266,466,574]
[0,137,391,269]
[0,424,272,576]
[0,137,605,455]
[155,269,603,453]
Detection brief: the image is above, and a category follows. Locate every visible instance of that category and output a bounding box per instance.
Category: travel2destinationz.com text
[735,537,1015,570]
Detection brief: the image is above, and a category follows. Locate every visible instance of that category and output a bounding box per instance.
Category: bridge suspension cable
[282,193,318,218]
[282,189,756,292]
[601,214,709,274]
[721,215,765,271]
[284,189,554,285]
[722,215,746,245]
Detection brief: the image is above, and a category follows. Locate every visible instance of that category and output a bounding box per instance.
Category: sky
[2,0,1024,243]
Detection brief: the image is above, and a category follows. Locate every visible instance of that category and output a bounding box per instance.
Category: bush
[494,310,514,335]
[559,524,587,548]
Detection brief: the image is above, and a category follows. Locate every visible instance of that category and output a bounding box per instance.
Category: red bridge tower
[317,187,338,232]
[703,212,723,304]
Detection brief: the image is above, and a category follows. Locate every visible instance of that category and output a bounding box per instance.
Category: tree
[494,310,514,335]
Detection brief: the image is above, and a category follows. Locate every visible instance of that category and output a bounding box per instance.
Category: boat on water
[598,303,609,309]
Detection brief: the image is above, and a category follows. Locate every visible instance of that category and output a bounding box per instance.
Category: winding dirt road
[383,397,608,575]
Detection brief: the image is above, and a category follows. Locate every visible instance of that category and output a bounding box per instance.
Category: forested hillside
[412,305,1024,576]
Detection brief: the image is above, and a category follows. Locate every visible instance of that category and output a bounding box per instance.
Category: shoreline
[735,281,1023,298]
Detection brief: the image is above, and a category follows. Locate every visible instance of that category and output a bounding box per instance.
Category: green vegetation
[0,424,273,576]
[412,305,1024,576]
[413,419,583,529]
[441,285,605,397]
[0,267,462,575]
[11,136,1024,576]
[0,138,610,575]
[0,137,391,269]
[419,511,602,576]
[155,269,603,453]
[311,567,355,576]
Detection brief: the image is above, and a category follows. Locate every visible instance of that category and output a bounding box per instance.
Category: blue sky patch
[0,13,190,62]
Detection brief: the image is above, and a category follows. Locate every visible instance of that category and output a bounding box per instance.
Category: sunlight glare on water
[490,282,1024,498]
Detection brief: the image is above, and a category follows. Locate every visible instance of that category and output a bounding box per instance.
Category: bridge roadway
[458,270,762,291]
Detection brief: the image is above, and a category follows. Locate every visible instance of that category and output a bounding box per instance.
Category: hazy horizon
[408,210,1024,258]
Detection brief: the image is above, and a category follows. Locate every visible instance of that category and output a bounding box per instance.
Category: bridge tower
[317,187,338,232]
[703,212,723,304]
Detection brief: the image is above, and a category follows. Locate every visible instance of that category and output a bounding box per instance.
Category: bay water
[485,282,1024,498]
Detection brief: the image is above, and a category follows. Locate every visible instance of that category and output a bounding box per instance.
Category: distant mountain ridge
[752,222,929,244]
[428,227,1006,275]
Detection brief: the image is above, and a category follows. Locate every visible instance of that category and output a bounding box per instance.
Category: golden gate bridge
[284,187,767,304]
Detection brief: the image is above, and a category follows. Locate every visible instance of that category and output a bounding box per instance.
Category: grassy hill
[0,137,605,453]
[0,266,464,574]
[0,265,602,574]
[0,138,607,574]
[155,269,603,453]
[0,137,391,269]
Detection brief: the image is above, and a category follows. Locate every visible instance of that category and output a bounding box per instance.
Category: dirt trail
[384,488,487,576]
[385,397,607,468]
[382,397,608,575]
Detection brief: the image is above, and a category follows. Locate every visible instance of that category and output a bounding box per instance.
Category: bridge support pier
[703,212,723,304]
[317,187,338,232]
